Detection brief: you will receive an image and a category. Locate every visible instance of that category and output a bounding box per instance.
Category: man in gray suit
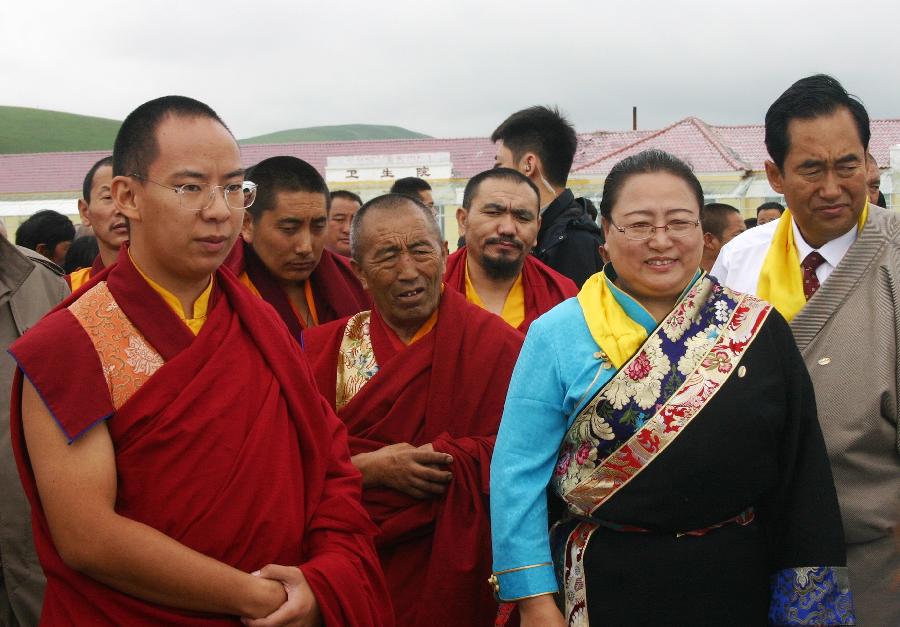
[1,233,69,625]
[713,74,899,625]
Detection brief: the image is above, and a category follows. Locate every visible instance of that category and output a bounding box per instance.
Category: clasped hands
[241,564,321,627]
[354,441,454,499]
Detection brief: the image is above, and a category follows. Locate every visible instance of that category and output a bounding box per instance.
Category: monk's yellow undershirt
[130,251,211,335]
[68,267,92,291]
[464,261,525,328]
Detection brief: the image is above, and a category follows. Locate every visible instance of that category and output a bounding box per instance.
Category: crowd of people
[0,73,896,627]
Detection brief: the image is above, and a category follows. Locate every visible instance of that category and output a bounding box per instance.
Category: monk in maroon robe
[224,239,368,342]
[444,248,576,333]
[68,156,127,291]
[304,194,524,627]
[10,97,392,626]
[449,168,577,333]
[223,156,369,343]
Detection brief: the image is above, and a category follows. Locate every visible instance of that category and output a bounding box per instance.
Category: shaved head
[350,193,441,262]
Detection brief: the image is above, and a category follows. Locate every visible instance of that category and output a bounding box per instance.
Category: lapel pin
[817,357,832,366]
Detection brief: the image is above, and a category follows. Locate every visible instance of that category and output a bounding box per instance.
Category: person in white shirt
[713,73,899,627]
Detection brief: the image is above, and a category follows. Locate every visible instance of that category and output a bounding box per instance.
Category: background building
[2,117,898,248]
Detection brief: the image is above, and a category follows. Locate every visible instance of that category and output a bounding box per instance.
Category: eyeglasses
[130,175,257,212]
[609,219,700,241]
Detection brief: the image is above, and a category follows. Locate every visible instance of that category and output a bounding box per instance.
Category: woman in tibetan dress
[489,149,855,627]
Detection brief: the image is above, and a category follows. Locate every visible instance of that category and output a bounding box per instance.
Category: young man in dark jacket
[492,106,603,287]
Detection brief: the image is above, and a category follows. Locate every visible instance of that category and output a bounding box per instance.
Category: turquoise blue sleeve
[490,320,568,601]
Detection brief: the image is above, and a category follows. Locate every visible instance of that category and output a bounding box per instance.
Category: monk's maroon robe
[443,247,578,333]
[303,289,524,627]
[9,250,393,626]
[224,238,369,342]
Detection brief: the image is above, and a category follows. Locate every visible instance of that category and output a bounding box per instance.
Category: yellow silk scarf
[576,272,648,370]
[757,201,868,321]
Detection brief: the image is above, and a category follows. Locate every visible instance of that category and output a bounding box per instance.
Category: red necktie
[801,252,826,300]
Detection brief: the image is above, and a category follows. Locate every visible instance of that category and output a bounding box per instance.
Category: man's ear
[455,207,467,237]
[520,153,538,177]
[241,212,254,242]
[77,199,91,226]
[703,232,718,251]
[764,160,784,195]
[349,258,368,291]
[35,243,50,258]
[111,175,141,222]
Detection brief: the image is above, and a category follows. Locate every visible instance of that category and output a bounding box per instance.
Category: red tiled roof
[2,118,899,195]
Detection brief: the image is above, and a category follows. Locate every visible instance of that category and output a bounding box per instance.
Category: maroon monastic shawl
[224,238,369,342]
[443,247,578,333]
[303,289,523,627]
[10,249,393,626]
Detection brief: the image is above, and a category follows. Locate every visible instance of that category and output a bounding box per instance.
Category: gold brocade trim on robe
[557,289,772,517]
[68,281,165,410]
[335,311,379,411]
[553,287,772,626]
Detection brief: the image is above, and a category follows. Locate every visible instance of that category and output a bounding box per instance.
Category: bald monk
[304,194,524,627]
[68,156,129,290]
[10,96,392,626]
[445,168,577,333]
[224,156,369,343]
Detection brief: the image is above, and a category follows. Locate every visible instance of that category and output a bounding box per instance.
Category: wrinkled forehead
[360,203,439,245]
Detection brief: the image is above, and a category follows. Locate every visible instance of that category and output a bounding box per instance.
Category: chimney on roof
[632,107,637,131]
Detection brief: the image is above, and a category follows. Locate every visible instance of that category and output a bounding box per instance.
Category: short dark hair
[350,193,440,263]
[331,190,363,205]
[245,156,330,221]
[491,105,577,188]
[64,234,100,273]
[756,201,784,216]
[744,217,758,229]
[15,210,76,255]
[82,156,113,201]
[113,95,232,178]
[765,74,870,170]
[462,168,540,211]
[598,149,705,221]
[390,177,432,197]
[701,203,741,239]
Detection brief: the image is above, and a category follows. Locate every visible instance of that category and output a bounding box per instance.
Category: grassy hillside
[0,106,121,154]
[0,107,431,154]
[240,124,430,144]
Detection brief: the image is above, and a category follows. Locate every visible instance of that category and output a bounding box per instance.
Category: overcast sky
[2,0,898,139]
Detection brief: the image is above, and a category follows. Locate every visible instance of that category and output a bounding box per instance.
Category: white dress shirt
[711,217,858,296]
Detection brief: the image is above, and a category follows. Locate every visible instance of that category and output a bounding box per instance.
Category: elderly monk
[713,74,899,626]
[303,194,524,627]
[68,156,129,291]
[9,96,392,626]
[224,156,369,342]
[445,168,577,333]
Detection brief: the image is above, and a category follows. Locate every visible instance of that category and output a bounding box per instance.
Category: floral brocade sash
[552,275,771,517]
[549,276,771,626]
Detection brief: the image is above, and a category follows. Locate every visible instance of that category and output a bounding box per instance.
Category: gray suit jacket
[0,237,68,626]
[791,206,899,626]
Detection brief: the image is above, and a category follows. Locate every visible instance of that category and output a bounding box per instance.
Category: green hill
[0,106,121,154]
[0,107,431,154]
[240,124,431,144]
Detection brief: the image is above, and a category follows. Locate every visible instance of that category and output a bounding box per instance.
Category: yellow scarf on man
[757,201,868,321]
[576,272,648,370]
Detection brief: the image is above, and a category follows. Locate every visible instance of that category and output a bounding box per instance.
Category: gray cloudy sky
[2,0,898,139]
